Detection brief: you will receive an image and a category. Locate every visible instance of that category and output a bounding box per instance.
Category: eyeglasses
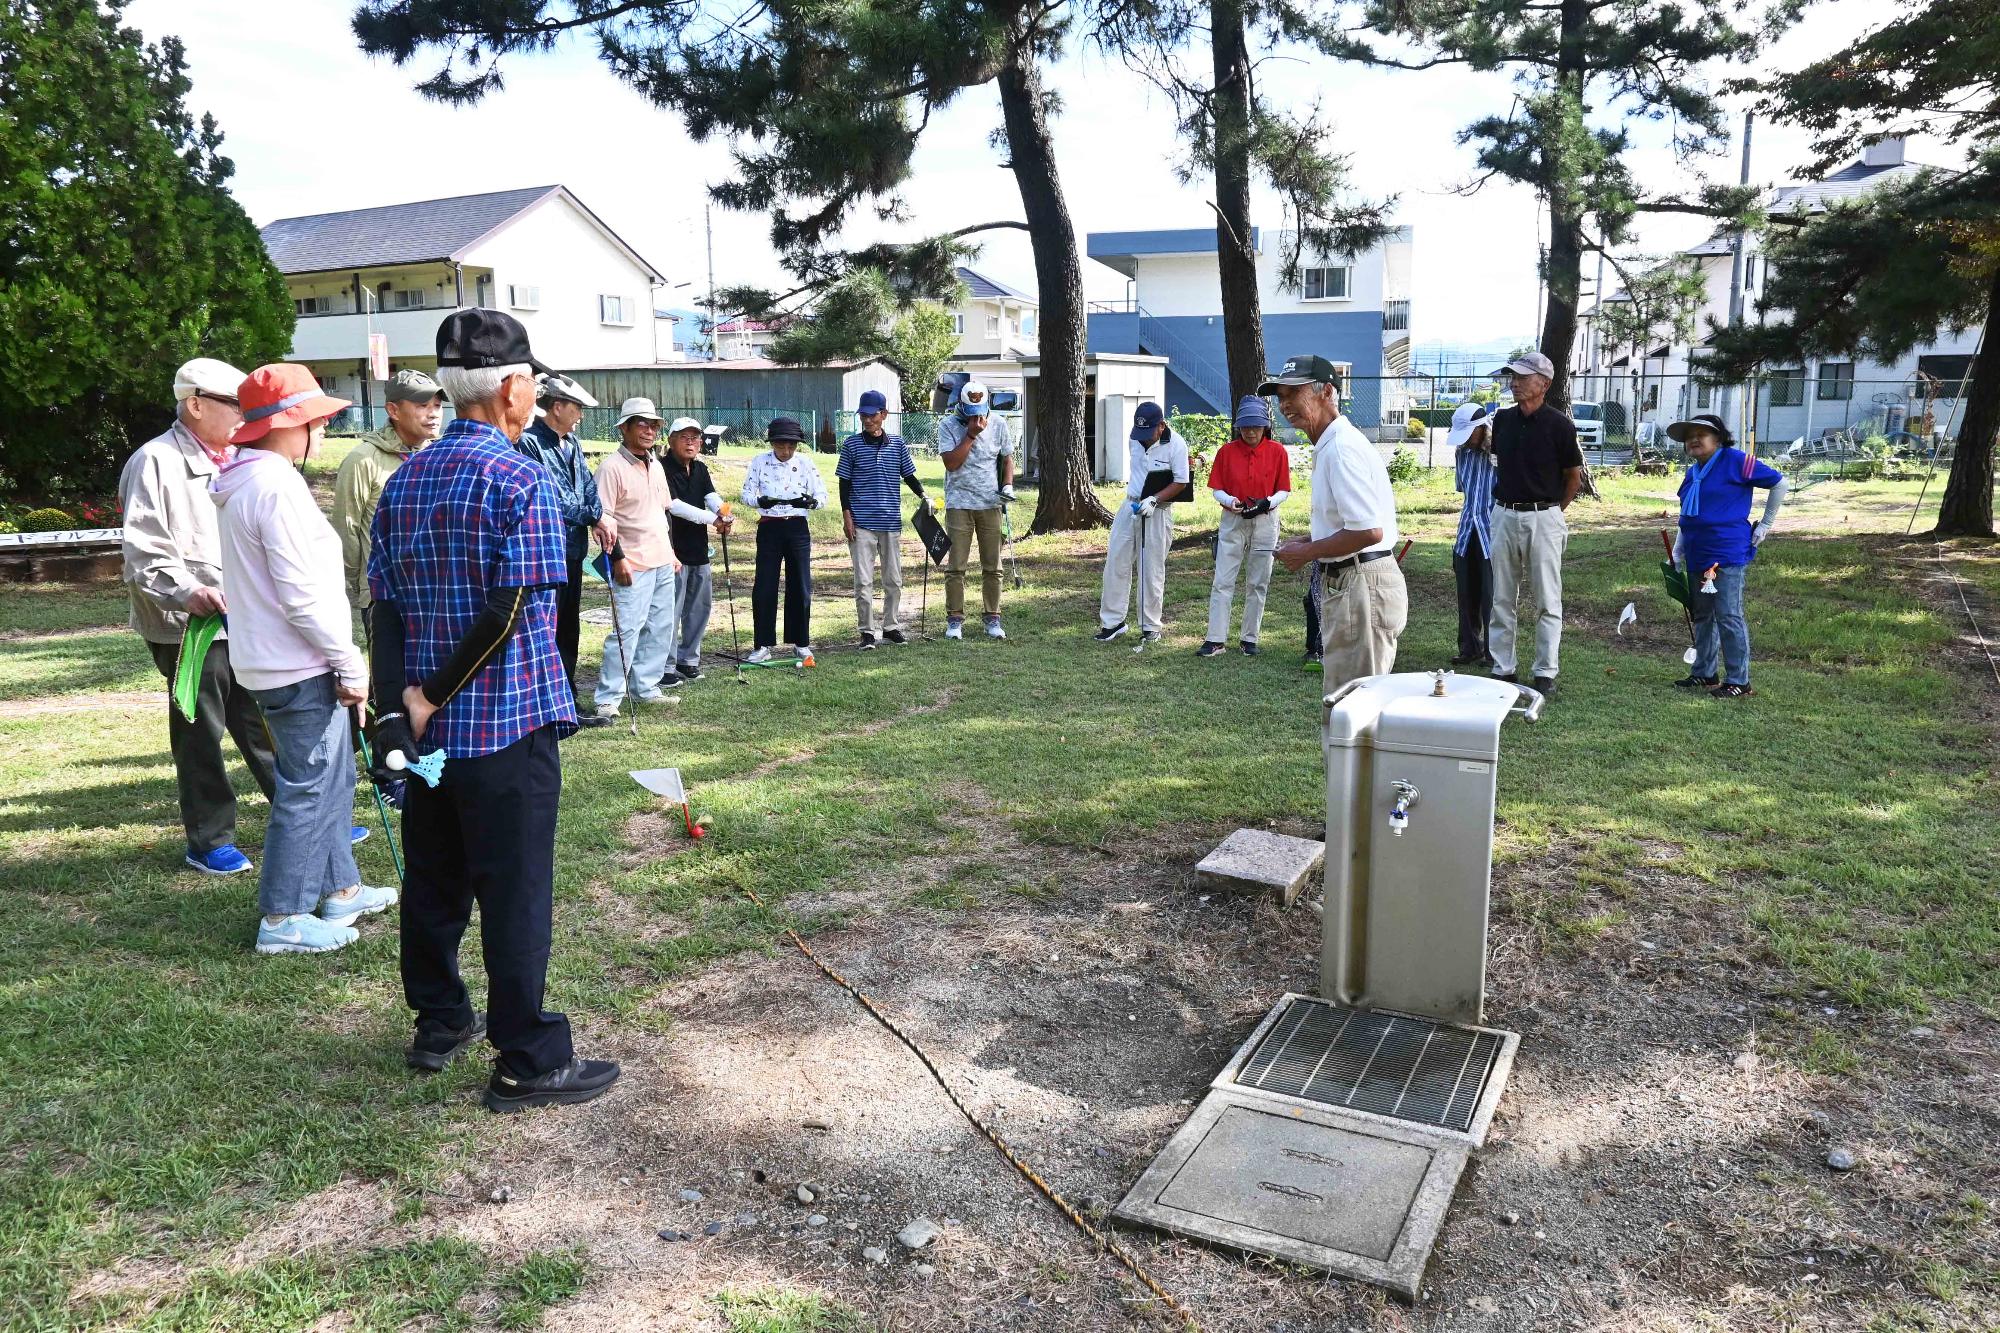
[197,392,241,409]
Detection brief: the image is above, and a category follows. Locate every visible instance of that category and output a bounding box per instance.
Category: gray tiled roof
[260,186,561,274]
[956,265,1037,304]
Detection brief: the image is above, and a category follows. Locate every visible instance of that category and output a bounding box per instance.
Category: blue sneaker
[186,844,252,875]
[320,882,398,928]
[256,913,359,955]
[350,825,369,846]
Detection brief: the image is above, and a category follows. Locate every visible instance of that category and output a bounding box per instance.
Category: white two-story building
[261,185,668,417]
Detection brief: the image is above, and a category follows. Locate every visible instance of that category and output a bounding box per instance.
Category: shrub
[0,520,16,534]
[1386,448,1424,486]
[1405,418,1426,441]
[19,508,75,533]
[1168,412,1232,460]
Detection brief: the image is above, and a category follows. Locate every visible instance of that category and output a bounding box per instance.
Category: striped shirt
[836,430,915,531]
[1453,444,1496,557]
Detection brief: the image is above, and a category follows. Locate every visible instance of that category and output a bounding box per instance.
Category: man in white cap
[519,373,609,722]
[935,380,1015,639]
[1485,350,1582,696]
[660,414,731,682]
[592,398,680,718]
[117,358,277,876]
[1270,354,1407,688]
[333,368,443,641]
[1094,401,1189,647]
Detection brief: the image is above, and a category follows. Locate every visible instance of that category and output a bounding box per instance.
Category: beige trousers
[1487,505,1568,679]
[945,507,1004,618]
[1318,556,1409,691]
[1100,503,1174,633]
[849,527,905,635]
[1206,508,1279,645]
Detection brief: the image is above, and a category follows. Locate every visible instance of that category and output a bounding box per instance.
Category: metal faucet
[1388,780,1420,836]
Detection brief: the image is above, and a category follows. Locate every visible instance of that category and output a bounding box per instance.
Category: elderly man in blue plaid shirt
[367,310,619,1114]
[1448,400,1498,666]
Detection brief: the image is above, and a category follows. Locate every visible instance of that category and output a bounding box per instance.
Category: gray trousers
[1318,556,1409,691]
[850,526,905,635]
[246,672,360,917]
[675,563,714,669]
[147,637,277,854]
[1487,505,1568,679]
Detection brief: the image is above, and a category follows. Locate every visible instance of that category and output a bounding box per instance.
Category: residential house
[711,317,780,361]
[1083,224,1414,432]
[260,185,667,416]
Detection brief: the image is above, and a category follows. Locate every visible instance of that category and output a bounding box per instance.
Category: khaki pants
[1487,505,1567,679]
[1318,556,1408,691]
[945,506,1004,619]
[1206,508,1279,645]
[1100,502,1174,633]
[850,526,905,635]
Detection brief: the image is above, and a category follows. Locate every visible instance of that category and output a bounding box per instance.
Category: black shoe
[407,1013,487,1072]
[1673,673,1720,690]
[1450,651,1488,666]
[1490,672,1518,684]
[482,1056,622,1113]
[1094,623,1127,642]
[658,672,684,690]
[1531,676,1556,695]
[1304,651,1322,666]
[575,712,614,729]
[1710,682,1754,699]
[1196,640,1225,657]
[859,632,878,651]
[1241,641,1259,656]
[883,628,907,644]
[676,663,703,681]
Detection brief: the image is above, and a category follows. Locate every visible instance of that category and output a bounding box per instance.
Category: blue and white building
[1084,224,1413,431]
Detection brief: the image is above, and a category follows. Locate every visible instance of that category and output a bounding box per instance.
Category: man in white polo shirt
[1270,355,1407,688]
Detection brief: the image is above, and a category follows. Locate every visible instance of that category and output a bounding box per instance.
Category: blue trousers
[596,562,678,710]
[1689,561,1751,685]
[248,672,359,917]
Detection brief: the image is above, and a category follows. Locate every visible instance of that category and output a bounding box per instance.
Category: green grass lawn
[2,455,1996,1327]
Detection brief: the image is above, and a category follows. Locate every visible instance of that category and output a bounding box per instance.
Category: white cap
[173,357,246,404]
[616,397,664,427]
[1446,400,1496,449]
[536,373,598,409]
[667,416,703,436]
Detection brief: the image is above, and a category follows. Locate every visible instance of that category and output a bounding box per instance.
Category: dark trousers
[556,529,587,705]
[1303,565,1323,656]
[1453,533,1494,660]
[753,517,812,648]
[399,725,573,1077]
[146,637,277,854]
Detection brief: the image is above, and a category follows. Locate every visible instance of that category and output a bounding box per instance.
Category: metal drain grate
[1235,999,1501,1134]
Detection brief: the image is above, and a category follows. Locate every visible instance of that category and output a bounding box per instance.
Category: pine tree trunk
[998,35,1110,533]
[1211,0,1264,404]
[1537,1,1590,411]
[1931,264,2000,537]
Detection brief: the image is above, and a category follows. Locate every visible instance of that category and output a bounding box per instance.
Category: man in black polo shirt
[1486,351,1583,695]
[659,417,732,684]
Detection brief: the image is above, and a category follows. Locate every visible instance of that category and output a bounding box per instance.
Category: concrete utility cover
[1197,829,1326,907]
[582,607,615,626]
[1116,1091,1467,1297]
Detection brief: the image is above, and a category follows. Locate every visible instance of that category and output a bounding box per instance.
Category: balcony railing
[1383,300,1410,333]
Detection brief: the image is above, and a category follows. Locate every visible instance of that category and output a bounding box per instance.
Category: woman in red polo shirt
[1200,396,1293,657]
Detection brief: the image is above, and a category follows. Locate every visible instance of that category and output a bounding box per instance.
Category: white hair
[437,363,530,411]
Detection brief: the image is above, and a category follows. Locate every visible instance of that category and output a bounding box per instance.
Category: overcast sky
[128,0,1899,348]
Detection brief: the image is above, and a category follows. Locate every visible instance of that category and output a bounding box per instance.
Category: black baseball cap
[766,416,805,443]
[1257,354,1341,395]
[435,309,551,376]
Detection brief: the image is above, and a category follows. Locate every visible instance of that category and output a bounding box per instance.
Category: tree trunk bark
[1932,265,2000,536]
[998,34,1110,533]
[1210,0,1263,405]
[1536,0,1589,411]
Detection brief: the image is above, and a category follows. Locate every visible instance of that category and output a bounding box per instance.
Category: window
[508,284,540,310]
[984,314,1000,337]
[1643,384,1659,411]
[1302,266,1352,301]
[599,294,632,325]
[1695,381,1713,409]
[1022,312,1035,336]
[1918,354,1973,395]
[1817,361,1854,401]
[1769,369,1805,407]
[388,288,429,311]
[293,294,333,317]
[951,313,964,336]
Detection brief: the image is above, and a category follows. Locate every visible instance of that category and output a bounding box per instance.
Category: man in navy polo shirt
[837,389,927,648]
[367,309,619,1113]
[1668,413,1788,699]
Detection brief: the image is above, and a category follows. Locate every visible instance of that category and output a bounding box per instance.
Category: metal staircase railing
[1133,307,1232,412]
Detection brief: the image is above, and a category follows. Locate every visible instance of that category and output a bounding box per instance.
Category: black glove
[1244,498,1272,518]
[799,495,820,510]
[758,495,781,509]
[367,713,417,787]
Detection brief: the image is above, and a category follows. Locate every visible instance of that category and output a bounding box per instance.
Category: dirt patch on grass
[744,687,959,781]
[0,688,162,719]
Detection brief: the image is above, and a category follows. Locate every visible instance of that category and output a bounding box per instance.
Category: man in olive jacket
[332,370,444,635]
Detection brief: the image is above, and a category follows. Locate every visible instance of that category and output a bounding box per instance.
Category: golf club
[719,526,749,684]
[1131,504,1149,654]
[351,707,405,886]
[598,547,639,736]
[1000,495,1023,590]
[1660,530,1700,666]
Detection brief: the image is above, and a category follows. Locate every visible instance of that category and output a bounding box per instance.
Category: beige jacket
[331,425,416,609]
[118,420,228,645]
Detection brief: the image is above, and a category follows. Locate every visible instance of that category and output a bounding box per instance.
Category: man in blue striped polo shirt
[1449,400,1498,666]
[837,389,928,648]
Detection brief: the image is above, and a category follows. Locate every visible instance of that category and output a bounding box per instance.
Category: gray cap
[536,373,599,409]
[385,369,444,405]
[1498,351,1555,380]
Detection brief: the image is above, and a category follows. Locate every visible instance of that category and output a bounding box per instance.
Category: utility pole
[705,203,717,362]
[1725,111,1754,443]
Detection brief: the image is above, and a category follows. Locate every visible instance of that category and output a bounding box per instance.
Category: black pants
[556,528,586,705]
[1452,533,1494,660]
[146,637,277,854]
[399,725,572,1077]
[1303,565,1323,656]
[753,517,812,648]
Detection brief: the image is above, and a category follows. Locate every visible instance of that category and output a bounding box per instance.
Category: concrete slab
[1197,828,1326,907]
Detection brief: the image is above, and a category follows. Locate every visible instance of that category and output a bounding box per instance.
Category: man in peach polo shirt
[591,398,680,719]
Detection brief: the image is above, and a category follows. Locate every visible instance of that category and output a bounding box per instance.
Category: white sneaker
[795,644,813,659]
[984,617,1006,639]
[320,882,398,928]
[746,646,772,664]
[256,913,359,955]
[945,618,964,640]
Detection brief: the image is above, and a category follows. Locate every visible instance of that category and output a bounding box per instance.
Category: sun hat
[1257,354,1342,395]
[956,381,991,418]
[229,364,350,444]
[858,388,888,414]
[767,416,806,443]
[1130,401,1166,441]
[1446,400,1497,449]
[1665,413,1734,447]
[1233,395,1271,430]
[616,397,664,427]
[173,357,246,405]
[667,416,703,436]
[1497,350,1555,380]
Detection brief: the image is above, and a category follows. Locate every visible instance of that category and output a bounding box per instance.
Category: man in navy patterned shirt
[367,310,618,1113]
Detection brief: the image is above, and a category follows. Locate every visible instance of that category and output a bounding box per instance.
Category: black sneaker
[1196,640,1225,657]
[575,712,613,730]
[1531,676,1556,696]
[1450,651,1489,666]
[859,632,878,651]
[1673,673,1720,690]
[482,1056,622,1113]
[658,672,684,690]
[1094,623,1127,642]
[1490,671,1518,683]
[1710,682,1754,699]
[407,1013,487,1072]
[1241,641,1259,657]
[883,628,907,644]
[676,663,703,681]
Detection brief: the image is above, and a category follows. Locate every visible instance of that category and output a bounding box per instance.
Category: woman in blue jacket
[1668,413,1789,699]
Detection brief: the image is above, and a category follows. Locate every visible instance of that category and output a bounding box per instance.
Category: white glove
[998,485,1016,503]
[1751,521,1771,547]
[1138,497,1158,518]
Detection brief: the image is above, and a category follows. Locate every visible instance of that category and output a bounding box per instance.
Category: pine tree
[0,0,292,498]
[1703,2,2000,537]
